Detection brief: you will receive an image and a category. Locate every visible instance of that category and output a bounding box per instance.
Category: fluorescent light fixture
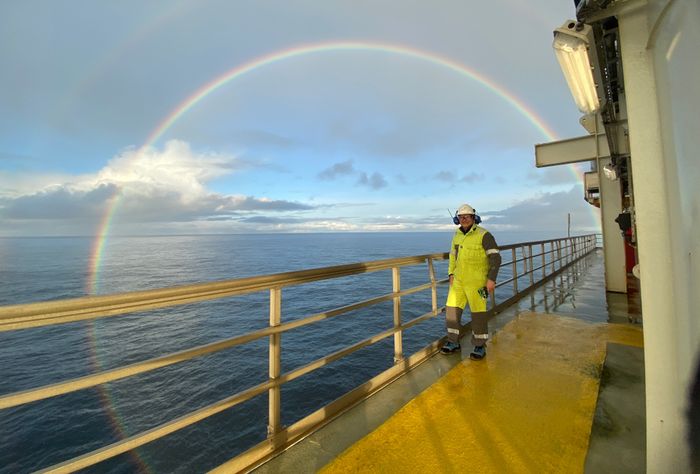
[553,20,602,114]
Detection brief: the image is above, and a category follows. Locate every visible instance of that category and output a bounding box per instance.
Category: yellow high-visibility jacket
[448,225,490,287]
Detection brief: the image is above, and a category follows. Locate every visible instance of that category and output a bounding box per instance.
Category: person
[440,203,501,360]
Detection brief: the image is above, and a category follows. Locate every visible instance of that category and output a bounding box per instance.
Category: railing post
[562,239,567,266]
[528,245,534,286]
[541,243,546,279]
[268,287,282,438]
[557,240,562,270]
[570,239,574,266]
[550,242,556,274]
[427,258,437,314]
[522,247,528,287]
[511,248,518,296]
[392,267,403,363]
[569,238,574,264]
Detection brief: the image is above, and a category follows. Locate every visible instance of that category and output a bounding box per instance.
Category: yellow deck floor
[320,311,643,473]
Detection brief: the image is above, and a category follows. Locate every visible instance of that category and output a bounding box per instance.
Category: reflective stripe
[472,332,489,339]
[447,328,461,334]
[485,248,500,255]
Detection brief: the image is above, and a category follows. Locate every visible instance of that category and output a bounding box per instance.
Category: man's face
[458,214,474,227]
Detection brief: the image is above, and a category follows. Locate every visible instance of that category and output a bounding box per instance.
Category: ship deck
[251,249,645,473]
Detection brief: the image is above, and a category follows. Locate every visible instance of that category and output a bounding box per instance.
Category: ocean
[0,231,560,473]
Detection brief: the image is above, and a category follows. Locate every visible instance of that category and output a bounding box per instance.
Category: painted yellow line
[604,321,644,348]
[321,312,643,473]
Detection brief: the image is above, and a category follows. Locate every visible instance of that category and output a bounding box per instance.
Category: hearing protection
[449,209,482,225]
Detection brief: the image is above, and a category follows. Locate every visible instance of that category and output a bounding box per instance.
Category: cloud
[96,140,233,192]
[480,186,600,232]
[317,160,388,190]
[460,172,483,183]
[433,171,483,183]
[1,183,117,219]
[318,159,355,180]
[434,171,454,182]
[0,140,315,233]
[357,172,388,190]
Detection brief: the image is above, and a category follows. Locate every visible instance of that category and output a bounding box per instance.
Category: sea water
[0,231,559,473]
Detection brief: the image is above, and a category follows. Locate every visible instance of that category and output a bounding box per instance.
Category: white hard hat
[457,204,475,215]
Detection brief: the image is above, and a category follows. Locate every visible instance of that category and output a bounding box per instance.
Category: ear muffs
[453,212,482,225]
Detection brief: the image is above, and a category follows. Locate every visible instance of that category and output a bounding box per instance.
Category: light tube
[553,21,601,115]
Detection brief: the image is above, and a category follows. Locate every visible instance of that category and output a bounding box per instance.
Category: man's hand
[486,279,496,293]
[449,274,454,286]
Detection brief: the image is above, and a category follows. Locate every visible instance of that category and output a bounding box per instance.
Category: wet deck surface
[321,313,642,473]
[254,250,645,473]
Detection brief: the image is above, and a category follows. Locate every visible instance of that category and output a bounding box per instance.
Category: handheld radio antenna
[448,208,460,225]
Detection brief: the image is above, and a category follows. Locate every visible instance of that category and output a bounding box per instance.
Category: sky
[0,0,600,237]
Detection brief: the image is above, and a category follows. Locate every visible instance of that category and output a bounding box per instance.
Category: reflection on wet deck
[511,248,642,325]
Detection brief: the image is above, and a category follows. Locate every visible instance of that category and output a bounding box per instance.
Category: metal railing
[595,232,603,248]
[0,234,597,473]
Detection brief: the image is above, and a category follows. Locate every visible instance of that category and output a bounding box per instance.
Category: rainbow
[86,321,150,472]
[82,41,581,468]
[144,41,559,146]
[87,40,567,294]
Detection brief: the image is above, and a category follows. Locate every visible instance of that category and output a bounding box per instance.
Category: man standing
[441,203,501,360]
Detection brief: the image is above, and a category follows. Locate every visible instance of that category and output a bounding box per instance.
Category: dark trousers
[446,307,489,346]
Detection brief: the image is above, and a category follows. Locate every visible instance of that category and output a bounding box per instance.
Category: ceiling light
[553,20,602,115]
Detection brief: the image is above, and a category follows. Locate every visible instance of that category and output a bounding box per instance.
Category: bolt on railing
[0,234,598,473]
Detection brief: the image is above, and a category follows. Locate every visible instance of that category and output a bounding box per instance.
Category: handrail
[0,254,447,332]
[0,282,439,410]
[0,234,598,473]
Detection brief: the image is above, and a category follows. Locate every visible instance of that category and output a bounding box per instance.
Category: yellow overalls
[445,225,490,344]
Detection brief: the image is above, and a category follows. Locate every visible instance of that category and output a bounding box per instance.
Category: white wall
[650,0,700,375]
[621,0,700,471]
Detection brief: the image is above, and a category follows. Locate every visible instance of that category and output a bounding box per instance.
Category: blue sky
[0,0,600,236]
